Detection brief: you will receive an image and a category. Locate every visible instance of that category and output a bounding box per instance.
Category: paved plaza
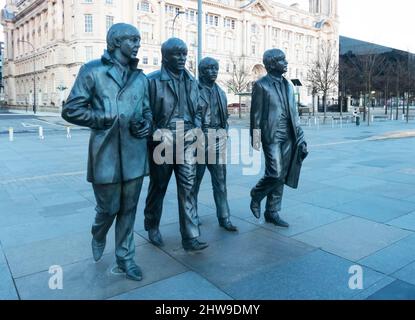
[1,110,415,300]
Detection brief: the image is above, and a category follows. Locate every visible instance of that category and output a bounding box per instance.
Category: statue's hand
[300,142,308,160]
[251,130,262,151]
[130,119,150,139]
[252,140,261,151]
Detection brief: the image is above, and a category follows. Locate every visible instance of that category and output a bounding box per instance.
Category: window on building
[224,17,235,29]
[224,35,235,52]
[251,24,257,34]
[84,0,92,3]
[105,0,113,4]
[185,9,197,22]
[153,56,159,65]
[186,31,197,47]
[85,46,93,61]
[205,14,219,27]
[251,44,256,55]
[140,22,153,43]
[106,15,114,31]
[84,14,93,33]
[207,33,217,50]
[165,4,180,16]
[140,1,150,12]
[272,27,279,39]
[142,51,148,64]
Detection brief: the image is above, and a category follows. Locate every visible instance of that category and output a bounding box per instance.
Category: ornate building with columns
[1,0,338,109]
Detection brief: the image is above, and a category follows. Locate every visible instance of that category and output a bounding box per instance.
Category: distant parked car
[326,104,340,112]
[228,103,247,110]
[298,103,312,116]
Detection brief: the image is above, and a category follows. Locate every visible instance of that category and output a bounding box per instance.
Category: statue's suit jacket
[250,74,307,189]
[62,51,152,184]
[199,83,229,131]
[147,66,203,130]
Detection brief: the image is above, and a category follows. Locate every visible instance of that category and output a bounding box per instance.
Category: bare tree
[345,50,386,125]
[307,42,339,123]
[222,57,251,119]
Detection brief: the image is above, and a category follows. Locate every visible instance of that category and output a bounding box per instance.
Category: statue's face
[165,48,188,72]
[201,62,219,83]
[273,54,288,74]
[119,31,141,60]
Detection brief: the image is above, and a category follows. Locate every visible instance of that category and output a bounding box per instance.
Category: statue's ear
[113,37,121,48]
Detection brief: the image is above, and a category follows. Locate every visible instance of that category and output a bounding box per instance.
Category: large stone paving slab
[359,181,415,200]
[247,204,349,237]
[367,280,415,300]
[293,187,366,209]
[359,234,415,275]
[393,262,415,286]
[222,250,386,300]
[387,211,415,231]
[0,264,19,300]
[155,228,315,289]
[331,195,415,223]
[293,217,411,261]
[111,271,232,300]
[5,229,147,278]
[0,211,92,249]
[319,175,386,191]
[14,244,187,300]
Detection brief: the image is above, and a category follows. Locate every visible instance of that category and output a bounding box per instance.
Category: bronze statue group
[62,23,308,282]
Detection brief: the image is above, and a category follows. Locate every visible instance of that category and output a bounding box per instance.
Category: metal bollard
[9,127,14,142]
[66,127,72,139]
[39,126,44,140]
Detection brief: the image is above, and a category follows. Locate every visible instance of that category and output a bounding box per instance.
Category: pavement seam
[0,241,21,300]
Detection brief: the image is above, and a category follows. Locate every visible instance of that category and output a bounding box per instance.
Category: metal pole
[172,11,185,38]
[172,13,179,37]
[197,0,203,69]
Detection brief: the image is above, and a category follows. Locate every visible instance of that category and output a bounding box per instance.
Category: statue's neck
[268,71,283,79]
[200,78,215,88]
[165,65,183,78]
[113,50,130,66]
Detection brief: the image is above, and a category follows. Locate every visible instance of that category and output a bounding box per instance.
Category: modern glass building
[339,36,415,116]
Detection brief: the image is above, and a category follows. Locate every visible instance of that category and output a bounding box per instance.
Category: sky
[0,0,414,52]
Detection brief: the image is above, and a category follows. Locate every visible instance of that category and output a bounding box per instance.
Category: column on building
[47,0,54,42]
[159,0,165,42]
[55,0,64,41]
[242,18,248,57]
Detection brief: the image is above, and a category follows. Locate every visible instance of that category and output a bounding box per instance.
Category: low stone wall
[0,104,61,113]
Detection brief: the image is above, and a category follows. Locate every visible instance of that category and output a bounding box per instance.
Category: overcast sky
[0,0,414,52]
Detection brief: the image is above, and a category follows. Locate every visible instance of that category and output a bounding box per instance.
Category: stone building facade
[1,0,338,109]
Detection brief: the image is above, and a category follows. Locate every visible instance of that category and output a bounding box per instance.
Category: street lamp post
[18,39,37,114]
[172,10,185,37]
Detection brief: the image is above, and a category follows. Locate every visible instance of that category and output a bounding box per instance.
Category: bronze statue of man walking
[194,57,238,232]
[62,23,151,281]
[143,38,208,252]
[250,49,308,227]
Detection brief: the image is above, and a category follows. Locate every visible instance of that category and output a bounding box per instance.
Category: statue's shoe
[91,238,106,262]
[264,213,289,228]
[250,199,261,219]
[148,228,164,247]
[182,238,209,252]
[119,263,143,282]
[219,219,238,232]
